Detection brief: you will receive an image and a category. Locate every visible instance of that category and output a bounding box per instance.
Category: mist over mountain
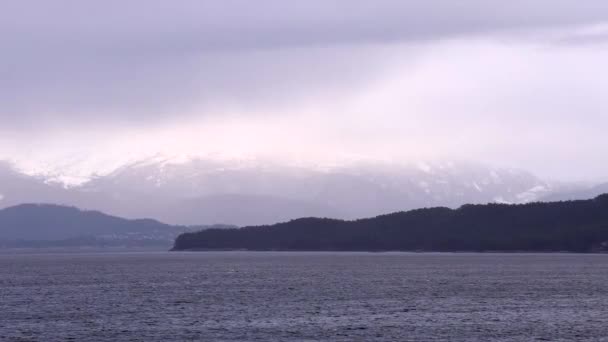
[0,157,586,226]
[541,182,608,202]
[0,161,67,205]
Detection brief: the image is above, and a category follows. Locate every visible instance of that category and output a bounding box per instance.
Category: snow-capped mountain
[0,156,560,226]
[0,161,68,207]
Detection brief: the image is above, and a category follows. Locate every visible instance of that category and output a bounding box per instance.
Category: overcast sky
[1,0,608,182]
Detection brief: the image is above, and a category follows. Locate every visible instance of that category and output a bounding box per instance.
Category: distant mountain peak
[0,156,600,226]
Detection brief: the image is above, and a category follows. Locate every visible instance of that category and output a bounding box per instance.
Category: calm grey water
[1,252,608,341]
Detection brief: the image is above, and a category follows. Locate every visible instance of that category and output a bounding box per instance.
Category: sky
[1,0,608,182]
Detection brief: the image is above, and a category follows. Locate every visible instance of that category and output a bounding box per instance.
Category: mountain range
[0,157,604,226]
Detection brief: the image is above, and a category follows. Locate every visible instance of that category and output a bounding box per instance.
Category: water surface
[1,252,608,341]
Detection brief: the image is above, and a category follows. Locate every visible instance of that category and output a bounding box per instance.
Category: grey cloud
[1,42,391,127]
[3,1,608,49]
[2,0,608,182]
[2,0,608,127]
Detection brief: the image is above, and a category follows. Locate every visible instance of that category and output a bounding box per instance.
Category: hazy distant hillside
[0,204,192,248]
[0,161,68,207]
[541,183,608,202]
[0,157,587,226]
[174,195,608,252]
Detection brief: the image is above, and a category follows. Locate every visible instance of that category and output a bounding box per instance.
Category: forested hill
[173,194,608,252]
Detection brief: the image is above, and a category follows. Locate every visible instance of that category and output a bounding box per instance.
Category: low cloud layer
[1,1,608,181]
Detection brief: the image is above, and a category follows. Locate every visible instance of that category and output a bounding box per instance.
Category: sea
[1,251,608,341]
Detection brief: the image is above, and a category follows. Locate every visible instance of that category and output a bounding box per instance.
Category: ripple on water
[1,252,608,341]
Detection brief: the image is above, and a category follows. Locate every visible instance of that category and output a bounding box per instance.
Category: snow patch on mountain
[0,155,569,225]
[516,185,551,203]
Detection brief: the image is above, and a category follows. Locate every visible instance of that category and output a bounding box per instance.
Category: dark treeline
[173,194,608,252]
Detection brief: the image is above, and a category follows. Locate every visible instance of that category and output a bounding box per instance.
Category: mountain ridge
[173,194,608,252]
[0,203,191,247]
[1,158,562,226]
